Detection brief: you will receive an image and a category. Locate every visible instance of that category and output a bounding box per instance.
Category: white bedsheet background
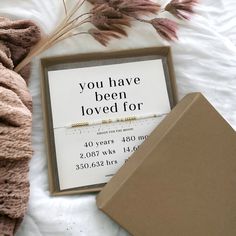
[0,0,236,235]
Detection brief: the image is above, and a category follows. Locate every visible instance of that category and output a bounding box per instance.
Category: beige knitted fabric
[0,17,40,236]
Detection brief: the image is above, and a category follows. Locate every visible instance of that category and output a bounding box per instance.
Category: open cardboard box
[40,47,178,195]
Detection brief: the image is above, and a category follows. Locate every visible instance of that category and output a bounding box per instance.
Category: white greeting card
[47,58,171,190]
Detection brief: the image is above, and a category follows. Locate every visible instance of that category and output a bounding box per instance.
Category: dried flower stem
[58,31,89,43]
[53,18,91,44]
[63,0,67,15]
[14,0,87,72]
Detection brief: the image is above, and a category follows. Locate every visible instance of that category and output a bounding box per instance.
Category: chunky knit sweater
[0,17,40,235]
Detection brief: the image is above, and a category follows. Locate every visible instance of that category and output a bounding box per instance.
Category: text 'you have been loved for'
[79,76,144,116]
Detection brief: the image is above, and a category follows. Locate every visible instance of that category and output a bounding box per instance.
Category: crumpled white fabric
[0,0,235,235]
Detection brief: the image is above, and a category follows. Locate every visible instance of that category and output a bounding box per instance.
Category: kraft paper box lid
[96,92,236,236]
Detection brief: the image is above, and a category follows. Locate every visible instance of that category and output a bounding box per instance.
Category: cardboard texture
[97,93,236,236]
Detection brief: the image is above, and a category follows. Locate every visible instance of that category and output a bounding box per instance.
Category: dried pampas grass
[14,0,198,73]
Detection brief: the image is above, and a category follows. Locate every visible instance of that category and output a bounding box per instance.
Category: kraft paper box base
[96,92,236,236]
